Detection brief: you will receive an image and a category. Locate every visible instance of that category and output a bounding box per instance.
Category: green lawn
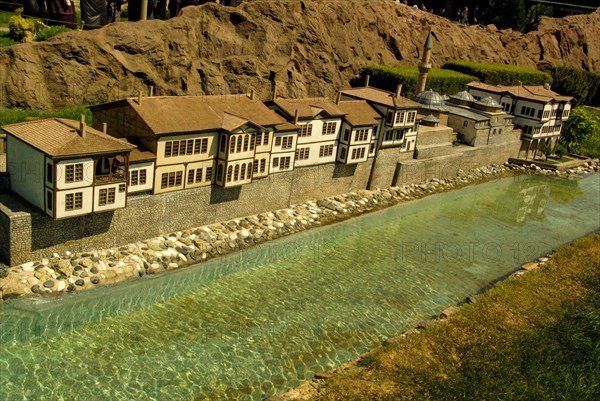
[315,234,600,401]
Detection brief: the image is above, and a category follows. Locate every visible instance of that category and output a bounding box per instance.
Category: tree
[537,139,552,161]
[485,0,527,31]
[559,107,599,154]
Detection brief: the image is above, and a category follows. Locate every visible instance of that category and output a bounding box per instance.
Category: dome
[413,90,447,110]
[476,96,502,108]
[422,114,439,123]
[450,90,476,102]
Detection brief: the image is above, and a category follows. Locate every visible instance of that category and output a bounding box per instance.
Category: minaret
[416,30,433,94]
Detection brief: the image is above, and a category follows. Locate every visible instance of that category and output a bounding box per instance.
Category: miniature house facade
[2,118,135,219]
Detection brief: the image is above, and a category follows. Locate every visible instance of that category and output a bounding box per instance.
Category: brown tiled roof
[108,94,285,136]
[340,87,422,109]
[272,97,346,119]
[129,148,156,163]
[467,82,573,102]
[337,100,382,126]
[2,118,135,158]
[221,112,252,131]
[275,121,299,132]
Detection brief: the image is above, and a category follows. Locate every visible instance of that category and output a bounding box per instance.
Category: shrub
[559,106,600,157]
[8,15,36,41]
[551,67,600,106]
[35,25,72,42]
[358,65,477,99]
[442,60,552,86]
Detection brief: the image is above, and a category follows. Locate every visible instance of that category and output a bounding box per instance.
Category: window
[369,142,375,154]
[46,163,53,184]
[562,109,570,118]
[521,106,526,115]
[275,137,281,146]
[395,129,404,141]
[249,135,255,151]
[186,140,194,155]
[165,142,172,157]
[236,136,242,153]
[340,146,347,160]
[187,170,195,184]
[99,188,116,206]
[65,163,83,183]
[319,144,334,158]
[402,137,408,148]
[65,192,83,211]
[354,129,369,142]
[395,112,404,124]
[220,134,226,153]
[350,148,366,160]
[386,111,393,124]
[118,184,126,193]
[130,170,139,186]
[205,167,213,182]
[280,156,291,170]
[227,166,233,182]
[247,163,252,179]
[281,136,293,150]
[295,147,310,161]
[139,169,147,185]
[229,137,236,153]
[344,129,350,142]
[256,133,263,146]
[243,135,249,152]
[384,130,394,141]
[193,138,209,154]
[161,171,183,189]
[538,109,543,119]
[299,123,313,137]
[234,165,240,181]
[407,112,416,123]
[217,164,223,181]
[241,164,246,180]
[253,162,259,174]
[272,157,279,168]
[260,159,266,173]
[463,121,468,127]
[543,110,550,119]
[172,141,180,157]
[322,122,337,135]
[263,132,269,145]
[46,191,53,211]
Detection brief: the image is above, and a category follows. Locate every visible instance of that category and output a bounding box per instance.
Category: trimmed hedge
[442,60,552,86]
[551,67,600,107]
[358,65,477,99]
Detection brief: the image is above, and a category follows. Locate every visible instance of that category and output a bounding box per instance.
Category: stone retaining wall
[0,140,521,266]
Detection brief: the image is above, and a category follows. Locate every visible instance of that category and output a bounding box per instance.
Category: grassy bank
[314,233,600,401]
[0,106,91,126]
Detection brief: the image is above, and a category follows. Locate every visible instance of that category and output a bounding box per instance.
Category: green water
[0,175,598,401]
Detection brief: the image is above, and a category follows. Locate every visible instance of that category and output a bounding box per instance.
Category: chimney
[365,74,370,87]
[102,122,108,135]
[79,114,86,138]
[250,89,255,100]
[294,109,299,125]
[149,85,154,97]
[395,84,403,98]
[336,92,342,104]
[137,91,143,105]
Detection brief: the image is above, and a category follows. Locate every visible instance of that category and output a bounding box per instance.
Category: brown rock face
[0,1,598,110]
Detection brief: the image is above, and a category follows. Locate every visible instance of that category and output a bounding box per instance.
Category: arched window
[249,135,255,151]
[241,164,246,180]
[260,159,266,173]
[220,134,226,153]
[247,163,252,179]
[234,164,240,181]
[227,165,233,182]
[229,136,235,154]
[243,135,249,152]
[217,164,224,181]
[236,136,242,153]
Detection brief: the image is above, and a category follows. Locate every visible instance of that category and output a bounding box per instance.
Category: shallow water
[0,174,598,401]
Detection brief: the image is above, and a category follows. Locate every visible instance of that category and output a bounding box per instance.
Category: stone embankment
[0,160,598,300]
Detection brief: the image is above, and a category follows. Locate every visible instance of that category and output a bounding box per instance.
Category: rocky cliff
[0,0,598,109]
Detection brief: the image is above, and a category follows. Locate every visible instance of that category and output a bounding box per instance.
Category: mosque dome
[450,90,476,102]
[476,96,502,109]
[413,90,447,110]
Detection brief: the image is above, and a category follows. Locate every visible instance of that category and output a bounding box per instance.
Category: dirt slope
[0,0,598,109]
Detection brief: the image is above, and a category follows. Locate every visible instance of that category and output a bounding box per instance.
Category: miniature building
[339,85,421,153]
[467,82,573,158]
[268,97,345,168]
[90,93,288,192]
[2,118,135,219]
[336,100,382,164]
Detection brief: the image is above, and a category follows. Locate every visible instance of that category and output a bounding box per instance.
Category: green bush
[559,106,600,158]
[551,67,600,106]
[35,25,72,42]
[359,65,477,99]
[442,60,552,86]
[8,15,36,41]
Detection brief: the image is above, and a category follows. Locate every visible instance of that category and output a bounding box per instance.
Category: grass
[0,31,16,47]
[0,106,92,126]
[315,233,600,401]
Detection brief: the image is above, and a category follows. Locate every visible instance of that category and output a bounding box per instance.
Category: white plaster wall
[93,183,127,212]
[55,158,94,191]
[55,187,94,219]
[128,162,155,193]
[7,136,46,210]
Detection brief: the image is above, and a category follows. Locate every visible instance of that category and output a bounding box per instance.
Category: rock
[75,279,85,286]
[440,306,460,319]
[521,262,539,271]
[43,280,54,289]
[90,277,100,285]
[417,319,437,330]
[57,259,74,276]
